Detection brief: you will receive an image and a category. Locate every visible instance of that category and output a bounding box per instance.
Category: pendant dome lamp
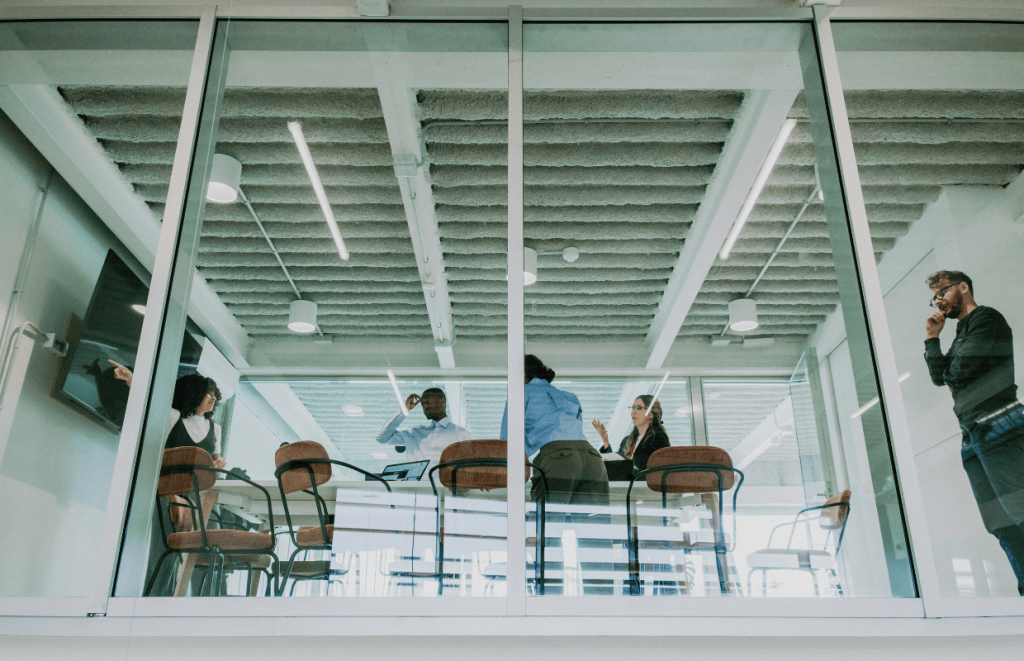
[288,299,318,333]
[206,153,242,204]
[524,247,538,286]
[728,298,759,332]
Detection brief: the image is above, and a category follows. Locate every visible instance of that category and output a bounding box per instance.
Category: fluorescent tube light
[719,118,798,260]
[287,121,349,261]
[387,369,407,415]
[851,372,911,419]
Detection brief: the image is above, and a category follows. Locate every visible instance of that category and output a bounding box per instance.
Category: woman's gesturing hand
[108,359,133,387]
[591,419,609,448]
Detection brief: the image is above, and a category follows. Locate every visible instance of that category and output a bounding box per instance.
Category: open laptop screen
[371,459,430,482]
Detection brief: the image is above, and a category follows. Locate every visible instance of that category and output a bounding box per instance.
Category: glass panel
[0,20,198,598]
[521,21,916,598]
[113,20,509,598]
[833,22,1024,599]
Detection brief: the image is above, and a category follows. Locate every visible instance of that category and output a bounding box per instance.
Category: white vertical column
[811,6,942,615]
[506,4,526,617]
[87,7,220,613]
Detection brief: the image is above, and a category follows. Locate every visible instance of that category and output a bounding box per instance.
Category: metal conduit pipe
[238,187,323,337]
[0,322,49,410]
[0,168,54,372]
[718,182,822,338]
[0,168,55,409]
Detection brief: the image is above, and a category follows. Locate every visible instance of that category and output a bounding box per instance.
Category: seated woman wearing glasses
[109,361,226,468]
[593,394,670,475]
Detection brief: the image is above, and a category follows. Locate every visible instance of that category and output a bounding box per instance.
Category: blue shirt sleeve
[375,410,415,446]
[499,401,509,440]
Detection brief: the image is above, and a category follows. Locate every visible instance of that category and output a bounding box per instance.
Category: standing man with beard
[925,270,1024,594]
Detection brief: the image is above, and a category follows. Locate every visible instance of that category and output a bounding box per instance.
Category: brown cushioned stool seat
[167,529,274,551]
[296,525,335,547]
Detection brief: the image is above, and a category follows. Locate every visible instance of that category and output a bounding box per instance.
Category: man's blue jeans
[961,404,1024,595]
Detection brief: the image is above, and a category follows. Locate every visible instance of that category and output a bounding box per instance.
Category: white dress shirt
[375,410,471,470]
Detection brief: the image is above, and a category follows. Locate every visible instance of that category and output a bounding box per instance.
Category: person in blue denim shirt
[501,354,609,505]
[924,270,1024,594]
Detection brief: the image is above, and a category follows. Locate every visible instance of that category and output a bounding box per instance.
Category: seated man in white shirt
[375,387,471,470]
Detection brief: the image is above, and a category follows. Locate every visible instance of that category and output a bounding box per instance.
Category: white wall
[226,383,303,481]
[0,109,125,596]
[874,178,1024,598]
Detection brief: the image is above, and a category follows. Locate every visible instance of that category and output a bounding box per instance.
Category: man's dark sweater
[924,305,1017,427]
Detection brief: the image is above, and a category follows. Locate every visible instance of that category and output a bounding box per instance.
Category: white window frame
[0,0,1023,627]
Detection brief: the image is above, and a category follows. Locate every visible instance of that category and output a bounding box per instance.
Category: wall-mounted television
[53,249,202,433]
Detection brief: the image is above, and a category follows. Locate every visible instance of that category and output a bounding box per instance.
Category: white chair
[746,489,852,596]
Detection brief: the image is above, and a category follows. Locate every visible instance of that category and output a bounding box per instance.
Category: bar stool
[145,447,278,597]
[627,446,744,596]
[274,440,392,596]
[428,440,549,595]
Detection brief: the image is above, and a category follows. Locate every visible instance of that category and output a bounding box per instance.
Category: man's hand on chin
[926,310,946,340]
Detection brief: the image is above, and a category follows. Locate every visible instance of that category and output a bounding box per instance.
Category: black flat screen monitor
[53,249,202,432]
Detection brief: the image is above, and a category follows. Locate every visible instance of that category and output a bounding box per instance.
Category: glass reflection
[834,20,1024,598]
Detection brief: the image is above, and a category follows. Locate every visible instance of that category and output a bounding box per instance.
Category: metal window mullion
[96,10,232,602]
[688,376,709,447]
[810,6,941,615]
[85,7,219,614]
[506,4,526,617]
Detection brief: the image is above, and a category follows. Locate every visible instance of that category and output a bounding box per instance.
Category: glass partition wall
[79,15,931,608]
[520,21,915,599]
[112,19,511,600]
[0,20,198,599]
[833,22,1024,602]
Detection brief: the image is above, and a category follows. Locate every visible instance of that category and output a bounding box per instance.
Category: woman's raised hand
[108,360,133,387]
[591,419,609,447]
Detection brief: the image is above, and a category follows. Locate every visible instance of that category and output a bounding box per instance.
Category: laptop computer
[604,457,635,482]
[365,459,430,482]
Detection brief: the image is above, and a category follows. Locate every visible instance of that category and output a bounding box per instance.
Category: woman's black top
[165,412,216,456]
[600,426,671,473]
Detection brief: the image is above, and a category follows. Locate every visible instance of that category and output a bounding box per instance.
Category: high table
[208,480,735,596]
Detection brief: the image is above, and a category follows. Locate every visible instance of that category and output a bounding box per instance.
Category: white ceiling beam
[644,87,800,369]
[730,394,794,471]
[0,82,252,367]
[369,50,458,369]
[250,382,340,459]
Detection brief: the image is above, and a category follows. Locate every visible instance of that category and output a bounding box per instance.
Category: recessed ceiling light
[342,405,363,417]
[371,452,388,460]
[131,304,146,315]
[675,406,689,417]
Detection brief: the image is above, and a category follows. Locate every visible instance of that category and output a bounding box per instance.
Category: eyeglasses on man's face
[930,284,957,307]
[628,405,647,412]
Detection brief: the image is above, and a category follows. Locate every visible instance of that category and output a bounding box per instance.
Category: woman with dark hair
[593,394,670,474]
[110,361,226,468]
[110,361,229,596]
[500,354,609,505]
